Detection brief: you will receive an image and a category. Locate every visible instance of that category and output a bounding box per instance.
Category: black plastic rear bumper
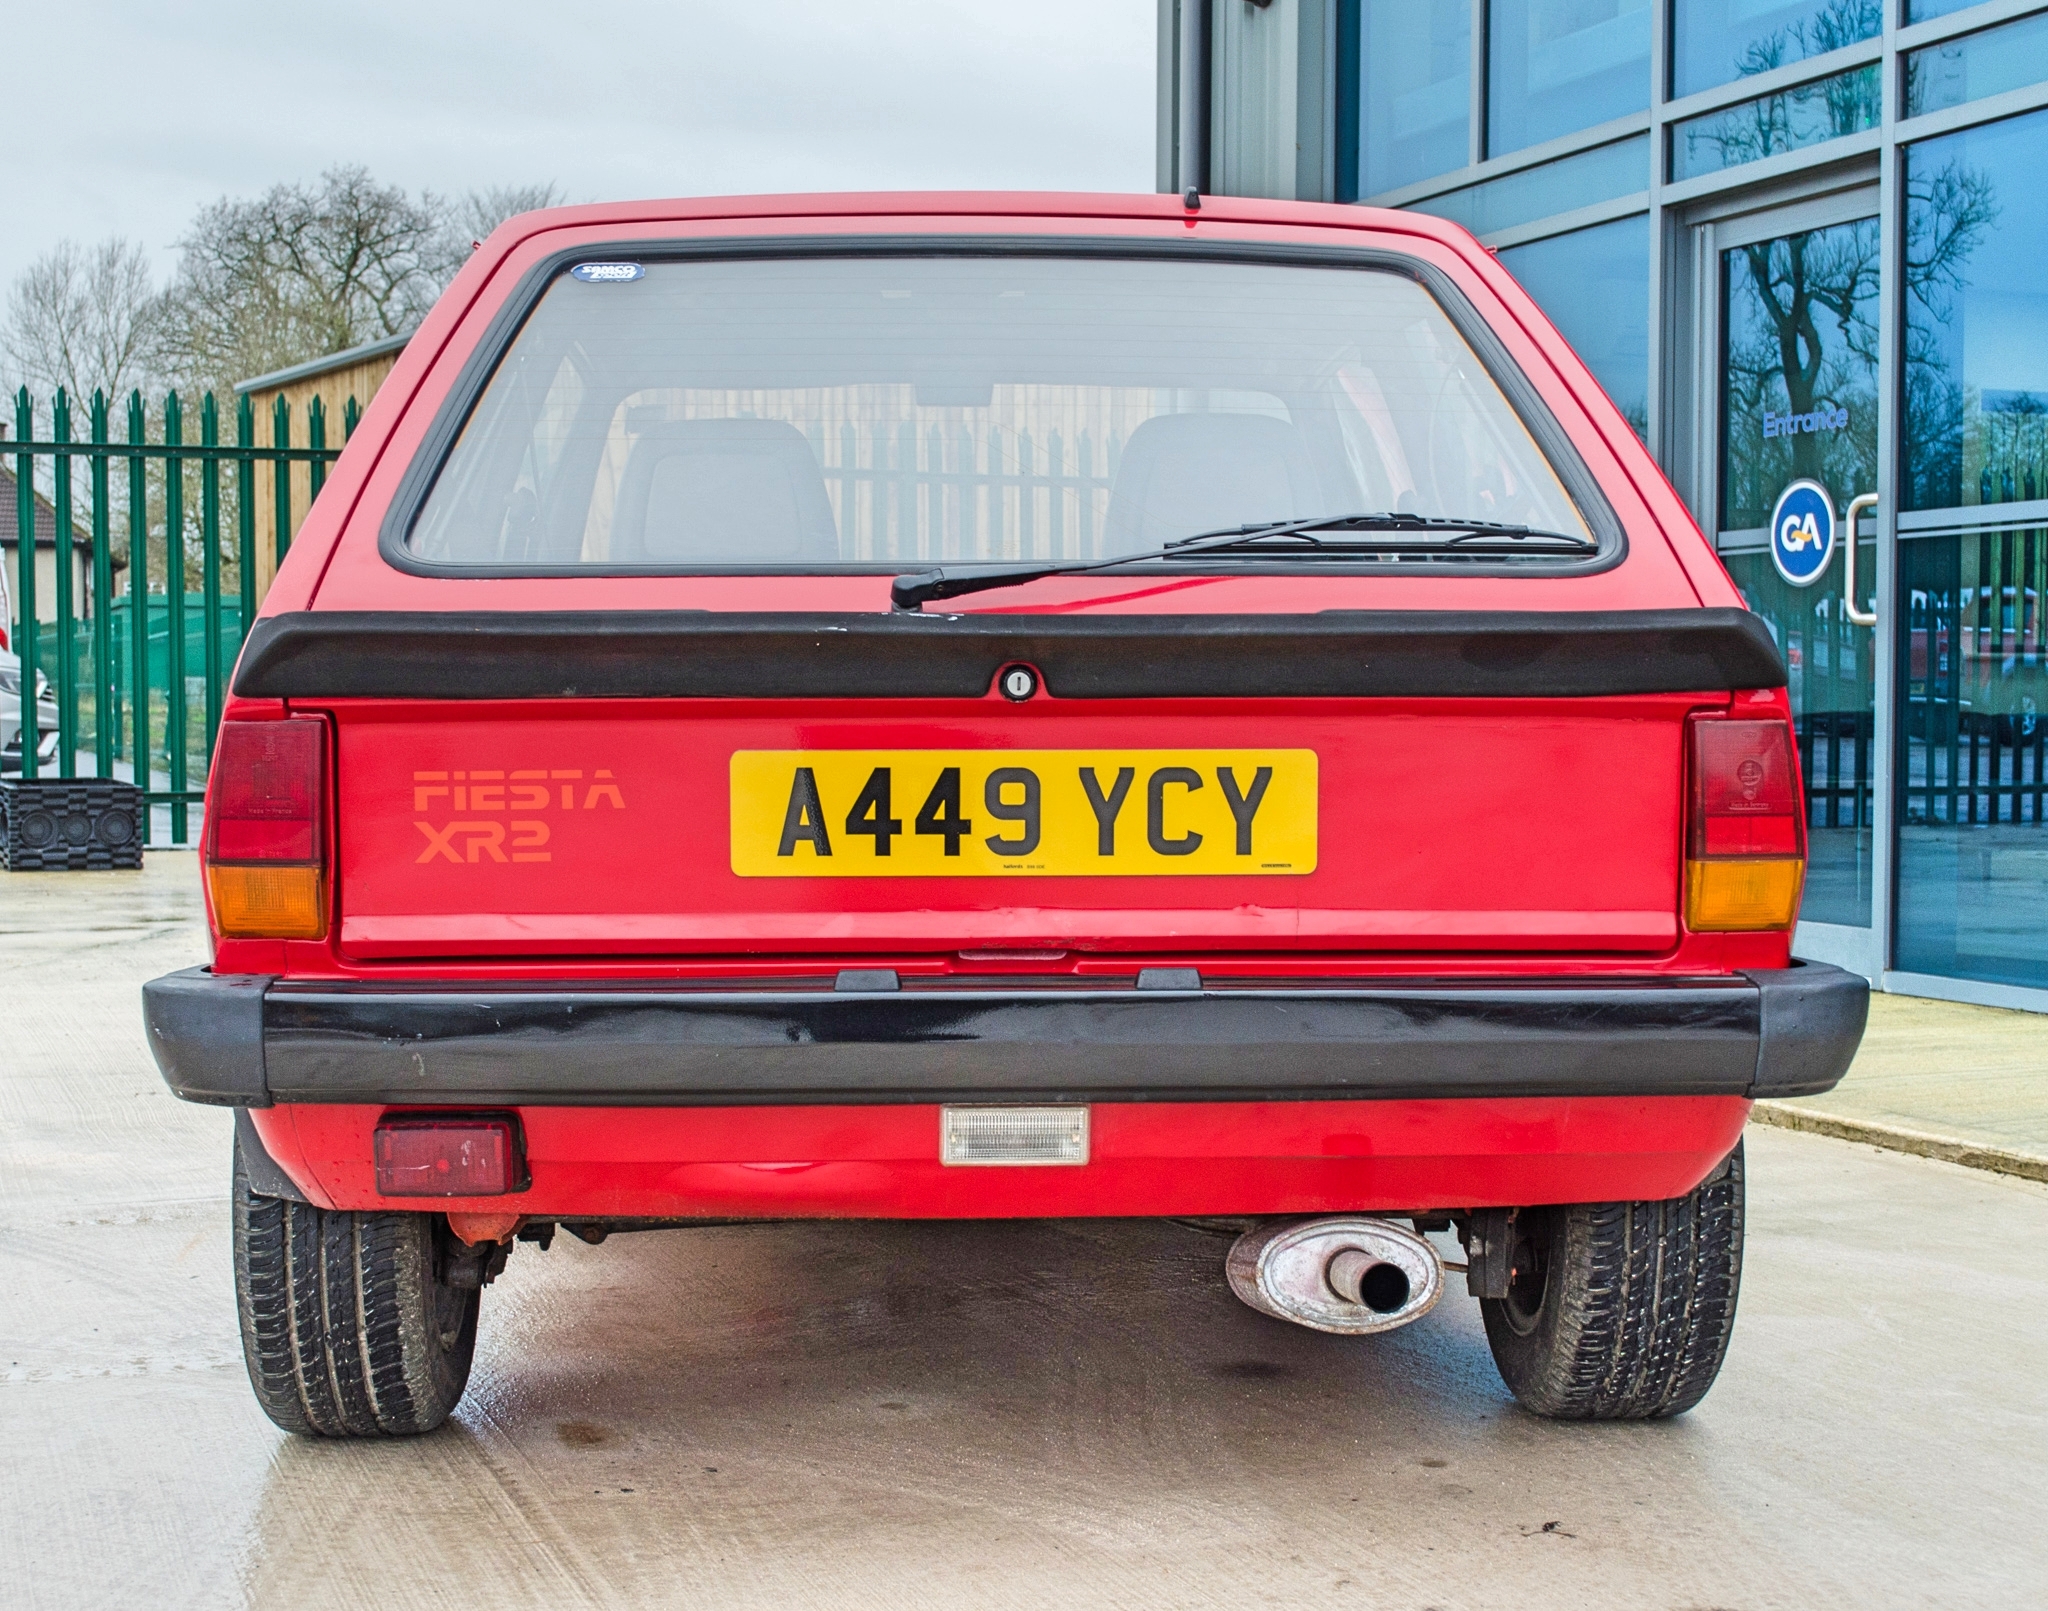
[143,961,1867,1109]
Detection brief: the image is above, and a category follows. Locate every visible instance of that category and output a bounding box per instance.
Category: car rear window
[404,251,1596,570]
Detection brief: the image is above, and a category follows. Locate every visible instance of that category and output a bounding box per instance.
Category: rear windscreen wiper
[890,513,1595,611]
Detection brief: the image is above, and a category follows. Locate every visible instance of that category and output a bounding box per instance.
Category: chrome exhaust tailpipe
[1226,1216,1444,1335]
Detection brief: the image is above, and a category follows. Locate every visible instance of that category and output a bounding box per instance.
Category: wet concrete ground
[5,857,2047,1609]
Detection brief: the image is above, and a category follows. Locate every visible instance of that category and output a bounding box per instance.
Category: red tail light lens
[1685,715,1807,931]
[205,717,328,939]
[374,1116,521,1197]
[1691,718,1802,856]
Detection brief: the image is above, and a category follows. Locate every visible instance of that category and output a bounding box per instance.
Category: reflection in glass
[1904,110,2048,512]
[1897,530,2048,988]
[407,256,1593,567]
[1906,12,2048,118]
[1409,138,1649,238]
[1499,215,1651,440]
[1340,0,1471,198]
[1673,0,1881,99]
[1720,219,1879,533]
[1486,0,1650,156]
[1671,65,1881,182]
[1907,0,1996,21]
[1722,544,1877,927]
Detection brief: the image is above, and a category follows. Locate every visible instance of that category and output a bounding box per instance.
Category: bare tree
[162,170,567,393]
[1680,0,1883,176]
[2,237,170,405]
[439,182,565,273]
[1721,220,1881,530]
[163,166,450,392]
[1734,0,1882,77]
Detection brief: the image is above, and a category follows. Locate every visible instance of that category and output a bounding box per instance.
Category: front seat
[611,418,840,563]
[1102,412,1324,552]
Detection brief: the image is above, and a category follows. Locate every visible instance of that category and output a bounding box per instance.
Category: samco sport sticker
[730,750,1317,877]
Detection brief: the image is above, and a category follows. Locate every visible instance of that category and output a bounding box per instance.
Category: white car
[1,648,61,773]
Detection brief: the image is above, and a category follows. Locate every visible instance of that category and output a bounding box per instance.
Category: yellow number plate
[730,749,1317,877]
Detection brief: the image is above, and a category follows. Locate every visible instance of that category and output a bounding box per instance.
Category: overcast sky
[2,0,1157,295]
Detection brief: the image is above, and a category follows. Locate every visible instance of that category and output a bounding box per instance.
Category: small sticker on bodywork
[570,262,644,283]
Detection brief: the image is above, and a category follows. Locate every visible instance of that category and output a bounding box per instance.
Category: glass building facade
[1163,0,2048,1007]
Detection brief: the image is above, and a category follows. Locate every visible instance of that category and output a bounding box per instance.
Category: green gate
[7,385,353,845]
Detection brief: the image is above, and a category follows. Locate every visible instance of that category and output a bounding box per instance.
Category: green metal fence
[6,385,353,845]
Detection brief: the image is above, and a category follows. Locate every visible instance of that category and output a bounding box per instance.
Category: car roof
[264,191,1742,619]
[466,190,1477,255]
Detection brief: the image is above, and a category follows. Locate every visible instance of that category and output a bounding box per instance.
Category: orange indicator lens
[208,864,327,940]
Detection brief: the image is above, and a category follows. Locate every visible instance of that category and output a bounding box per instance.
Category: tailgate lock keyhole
[998,664,1040,702]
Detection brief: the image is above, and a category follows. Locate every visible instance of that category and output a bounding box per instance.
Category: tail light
[1685,714,1806,932]
[205,717,328,939]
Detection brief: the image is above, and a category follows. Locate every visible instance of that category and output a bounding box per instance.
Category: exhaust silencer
[1226,1216,1443,1335]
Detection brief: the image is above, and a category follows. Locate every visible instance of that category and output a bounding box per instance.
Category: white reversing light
[940,1106,1089,1166]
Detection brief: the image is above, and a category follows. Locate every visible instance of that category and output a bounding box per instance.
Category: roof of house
[234,330,414,395]
[0,463,91,552]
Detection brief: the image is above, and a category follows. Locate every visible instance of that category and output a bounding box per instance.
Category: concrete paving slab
[1759,988,2048,1177]
[5,856,2046,1608]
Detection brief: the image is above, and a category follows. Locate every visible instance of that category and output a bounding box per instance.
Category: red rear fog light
[373,1116,523,1197]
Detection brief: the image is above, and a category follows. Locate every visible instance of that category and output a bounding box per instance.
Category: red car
[144,192,1865,1436]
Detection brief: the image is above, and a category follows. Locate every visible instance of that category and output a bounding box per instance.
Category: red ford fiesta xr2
[144,192,1866,1436]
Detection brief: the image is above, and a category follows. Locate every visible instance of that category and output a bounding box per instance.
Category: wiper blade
[890,512,1594,611]
[1168,512,1594,549]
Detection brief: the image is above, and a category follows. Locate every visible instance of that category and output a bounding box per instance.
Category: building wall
[1,462,95,627]
[1175,0,2048,1007]
[238,345,403,604]
[2,541,88,628]
[1164,1,1339,201]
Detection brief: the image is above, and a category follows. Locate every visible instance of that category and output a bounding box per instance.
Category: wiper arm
[892,525,1330,611]
[890,512,1593,611]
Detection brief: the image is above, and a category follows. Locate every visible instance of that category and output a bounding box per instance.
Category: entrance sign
[1769,479,1836,587]
[1762,404,1849,440]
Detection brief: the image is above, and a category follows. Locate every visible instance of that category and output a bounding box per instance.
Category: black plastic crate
[0,778,146,870]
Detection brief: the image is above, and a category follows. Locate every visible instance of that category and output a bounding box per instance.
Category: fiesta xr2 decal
[410,769,625,864]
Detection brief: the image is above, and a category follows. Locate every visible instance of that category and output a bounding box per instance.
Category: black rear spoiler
[234,607,1785,702]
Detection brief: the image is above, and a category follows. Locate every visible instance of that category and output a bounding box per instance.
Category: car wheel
[1480,1142,1744,1420]
[232,1132,480,1436]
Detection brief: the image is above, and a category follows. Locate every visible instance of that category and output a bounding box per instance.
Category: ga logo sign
[1770,479,1835,587]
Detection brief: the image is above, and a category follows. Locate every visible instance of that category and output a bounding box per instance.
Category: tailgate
[328,694,1692,959]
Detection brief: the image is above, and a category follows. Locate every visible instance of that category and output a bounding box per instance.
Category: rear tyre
[1480,1142,1744,1420]
[232,1134,480,1436]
